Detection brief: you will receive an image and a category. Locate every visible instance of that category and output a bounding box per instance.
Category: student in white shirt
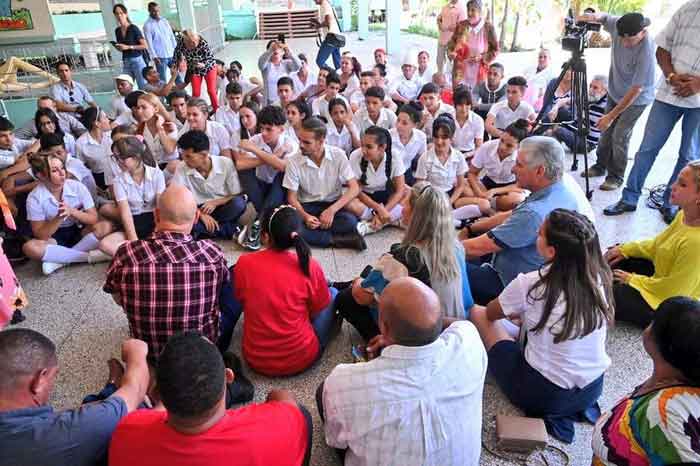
[110,74,134,120]
[416,50,434,87]
[274,76,296,109]
[177,98,233,158]
[173,130,247,239]
[99,137,166,255]
[230,101,260,153]
[461,119,529,215]
[453,87,484,157]
[486,76,536,138]
[134,93,178,172]
[257,40,301,105]
[75,107,113,190]
[326,98,360,156]
[166,90,189,130]
[284,99,310,146]
[390,56,421,106]
[419,82,455,142]
[214,81,243,137]
[311,72,347,123]
[0,116,38,182]
[282,117,365,250]
[391,101,427,186]
[22,152,112,275]
[35,108,76,157]
[346,126,407,236]
[290,53,316,97]
[39,134,97,200]
[353,87,397,137]
[349,71,374,113]
[469,208,612,443]
[339,53,361,99]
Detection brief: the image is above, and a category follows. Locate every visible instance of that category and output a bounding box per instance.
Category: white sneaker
[356,220,378,237]
[42,261,65,275]
[236,224,249,246]
[88,250,111,264]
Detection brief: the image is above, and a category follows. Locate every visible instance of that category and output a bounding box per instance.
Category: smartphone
[277,33,286,44]
[360,265,373,279]
[109,41,118,47]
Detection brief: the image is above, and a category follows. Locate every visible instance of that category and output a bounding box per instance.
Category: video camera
[561,8,601,55]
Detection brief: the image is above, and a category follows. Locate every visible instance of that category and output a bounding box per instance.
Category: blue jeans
[300,201,358,247]
[155,57,184,85]
[621,100,700,210]
[311,287,339,350]
[238,170,285,216]
[192,195,247,239]
[316,41,341,70]
[123,55,147,90]
[466,262,504,306]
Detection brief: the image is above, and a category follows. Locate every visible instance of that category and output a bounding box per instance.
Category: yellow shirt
[620,211,700,309]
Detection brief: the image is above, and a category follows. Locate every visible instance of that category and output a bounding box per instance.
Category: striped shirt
[561,93,608,147]
[654,0,700,108]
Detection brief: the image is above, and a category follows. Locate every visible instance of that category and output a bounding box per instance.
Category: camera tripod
[532,52,594,200]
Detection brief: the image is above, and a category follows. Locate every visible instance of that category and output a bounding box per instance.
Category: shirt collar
[151,230,194,242]
[184,156,222,178]
[526,180,559,202]
[123,165,155,185]
[303,146,333,168]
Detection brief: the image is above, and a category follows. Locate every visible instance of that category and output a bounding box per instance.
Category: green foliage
[588,0,647,14]
[404,24,439,39]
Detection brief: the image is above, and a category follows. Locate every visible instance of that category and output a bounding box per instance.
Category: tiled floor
[9,32,681,465]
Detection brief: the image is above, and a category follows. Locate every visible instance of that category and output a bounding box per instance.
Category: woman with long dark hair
[113,3,148,89]
[35,108,76,157]
[469,208,614,443]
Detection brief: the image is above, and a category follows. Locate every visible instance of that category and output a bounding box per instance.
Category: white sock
[360,207,373,221]
[72,233,100,252]
[453,205,482,221]
[389,204,403,222]
[42,245,90,264]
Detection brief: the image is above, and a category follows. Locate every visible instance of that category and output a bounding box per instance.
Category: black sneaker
[241,220,261,251]
[603,200,636,216]
[222,351,255,405]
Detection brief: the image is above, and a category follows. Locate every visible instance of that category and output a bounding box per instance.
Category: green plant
[404,24,439,39]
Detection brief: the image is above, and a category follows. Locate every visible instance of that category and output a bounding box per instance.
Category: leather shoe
[581,165,606,178]
[603,200,636,216]
[599,178,623,191]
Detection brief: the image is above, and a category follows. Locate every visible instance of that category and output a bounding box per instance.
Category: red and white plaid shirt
[104,231,229,363]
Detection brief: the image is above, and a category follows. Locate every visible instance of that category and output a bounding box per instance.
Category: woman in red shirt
[232,205,337,376]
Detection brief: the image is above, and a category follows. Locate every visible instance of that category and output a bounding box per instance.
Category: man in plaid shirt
[104,184,229,364]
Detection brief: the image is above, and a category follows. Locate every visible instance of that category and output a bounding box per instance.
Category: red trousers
[191,68,219,111]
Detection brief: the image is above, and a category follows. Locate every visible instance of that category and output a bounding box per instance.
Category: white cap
[114,74,134,85]
[401,51,418,68]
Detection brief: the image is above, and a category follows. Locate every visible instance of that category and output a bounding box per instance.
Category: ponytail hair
[361,126,394,193]
[503,118,530,142]
[261,205,311,276]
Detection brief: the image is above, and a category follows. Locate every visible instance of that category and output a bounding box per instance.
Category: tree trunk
[499,0,509,50]
[510,11,520,51]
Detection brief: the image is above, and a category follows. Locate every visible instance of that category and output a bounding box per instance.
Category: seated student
[283,117,365,250]
[415,50,434,86]
[391,101,427,186]
[0,116,38,183]
[75,107,113,190]
[339,53,362,99]
[300,65,331,106]
[290,53,316,97]
[453,87,484,157]
[173,130,247,239]
[390,55,421,107]
[325,98,361,156]
[22,152,112,275]
[49,60,96,115]
[274,76,296,108]
[109,332,311,466]
[311,72,347,123]
[35,108,76,157]
[322,278,485,466]
[167,89,189,130]
[472,62,507,121]
[141,64,182,98]
[485,76,536,139]
[346,126,406,236]
[555,74,608,153]
[40,134,98,200]
[352,86,397,136]
[0,329,149,466]
[539,70,573,127]
[232,206,337,376]
[236,105,299,249]
[419,82,456,142]
[134,93,178,172]
[228,62,264,103]
[284,99,310,146]
[461,119,529,214]
[215,81,243,137]
[337,183,474,342]
[349,70,376,113]
[99,137,166,256]
[177,98,233,158]
[112,90,142,127]
[372,63,390,93]
[592,297,700,466]
[15,96,86,140]
[230,100,260,151]
[605,160,700,328]
[257,39,301,105]
[470,209,612,443]
[110,74,134,120]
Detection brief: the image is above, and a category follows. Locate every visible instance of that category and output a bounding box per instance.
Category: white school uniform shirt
[415,66,434,87]
[423,102,456,140]
[488,100,535,130]
[26,179,94,228]
[143,125,178,164]
[168,111,186,131]
[391,128,427,173]
[349,148,405,194]
[470,139,516,185]
[75,131,112,174]
[325,122,357,156]
[104,157,124,187]
[216,76,229,108]
[284,124,299,146]
[311,94,349,123]
[214,105,241,137]
[248,132,298,183]
[352,107,397,136]
[264,63,288,104]
[349,89,365,109]
[25,155,97,200]
[453,111,484,153]
[0,138,34,169]
[291,69,317,96]
[177,121,232,157]
[415,147,468,193]
[322,321,487,466]
[341,74,361,99]
[498,267,611,389]
[62,133,77,157]
[113,164,166,215]
[392,76,421,101]
[172,155,242,205]
[283,145,356,204]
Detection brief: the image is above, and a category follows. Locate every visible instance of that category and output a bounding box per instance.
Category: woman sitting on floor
[591,296,700,465]
[336,182,473,342]
[605,160,700,328]
[469,208,613,443]
[134,93,178,173]
[76,107,112,191]
[230,205,337,376]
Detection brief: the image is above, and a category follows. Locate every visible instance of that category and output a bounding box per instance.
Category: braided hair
[359,126,394,193]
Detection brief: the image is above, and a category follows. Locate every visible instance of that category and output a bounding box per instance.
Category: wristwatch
[666,72,676,83]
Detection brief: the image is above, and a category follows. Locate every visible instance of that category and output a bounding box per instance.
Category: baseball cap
[114,74,134,86]
[616,13,650,37]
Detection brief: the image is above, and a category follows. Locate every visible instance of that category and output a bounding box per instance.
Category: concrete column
[385,0,401,55]
[175,0,197,31]
[357,0,369,40]
[99,0,118,38]
[340,0,352,32]
[208,0,225,48]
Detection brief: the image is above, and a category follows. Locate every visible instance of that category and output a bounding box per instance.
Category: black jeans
[335,287,380,342]
[613,258,655,328]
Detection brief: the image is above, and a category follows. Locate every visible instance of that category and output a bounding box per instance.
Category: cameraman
[578,12,656,192]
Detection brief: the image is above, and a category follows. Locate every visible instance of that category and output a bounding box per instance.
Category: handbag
[321,4,346,48]
[495,415,548,453]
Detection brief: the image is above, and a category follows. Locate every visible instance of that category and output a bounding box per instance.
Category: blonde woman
[173,30,218,110]
[335,182,474,342]
[134,93,178,172]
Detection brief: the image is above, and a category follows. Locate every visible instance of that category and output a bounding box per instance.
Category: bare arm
[484,114,502,138]
[462,232,503,259]
[117,199,138,241]
[111,339,150,412]
[329,178,360,212]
